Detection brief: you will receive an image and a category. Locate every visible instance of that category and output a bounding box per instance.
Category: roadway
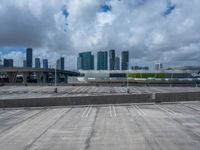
[0,102,200,149]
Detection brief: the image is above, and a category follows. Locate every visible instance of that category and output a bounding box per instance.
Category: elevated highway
[0,67,80,84]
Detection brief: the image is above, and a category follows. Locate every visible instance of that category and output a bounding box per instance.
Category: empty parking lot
[0,102,200,150]
[1,86,200,99]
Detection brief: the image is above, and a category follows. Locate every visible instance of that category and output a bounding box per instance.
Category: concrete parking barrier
[1,92,200,108]
[155,92,200,103]
[0,94,152,108]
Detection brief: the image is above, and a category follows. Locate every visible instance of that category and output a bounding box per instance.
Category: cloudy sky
[0,0,200,70]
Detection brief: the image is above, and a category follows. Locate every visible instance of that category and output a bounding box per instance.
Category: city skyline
[0,0,200,70]
[1,47,200,71]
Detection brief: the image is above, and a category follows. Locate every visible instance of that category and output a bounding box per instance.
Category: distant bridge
[0,67,80,84]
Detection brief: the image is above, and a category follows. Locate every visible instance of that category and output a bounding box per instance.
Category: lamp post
[54,64,57,93]
[126,70,130,94]
[170,72,173,87]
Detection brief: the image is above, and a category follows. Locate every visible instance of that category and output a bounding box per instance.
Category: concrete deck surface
[1,86,200,99]
[0,102,200,150]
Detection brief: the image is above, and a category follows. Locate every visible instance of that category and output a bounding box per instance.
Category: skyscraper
[3,59,13,67]
[77,56,82,70]
[114,57,120,70]
[56,59,61,70]
[155,63,163,71]
[121,51,129,70]
[91,55,94,70]
[35,58,41,68]
[97,51,108,70]
[0,58,2,67]
[109,49,115,70]
[56,57,65,70]
[77,51,94,70]
[60,57,65,70]
[26,48,33,68]
[23,60,26,67]
[43,59,48,69]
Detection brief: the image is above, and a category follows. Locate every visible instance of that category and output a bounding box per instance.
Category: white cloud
[3,51,25,66]
[0,0,200,69]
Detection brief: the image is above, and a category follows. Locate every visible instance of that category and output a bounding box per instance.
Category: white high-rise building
[155,63,163,71]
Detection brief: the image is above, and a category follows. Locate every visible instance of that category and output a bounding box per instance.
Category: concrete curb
[0,92,200,108]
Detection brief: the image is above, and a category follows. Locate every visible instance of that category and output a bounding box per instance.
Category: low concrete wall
[1,92,200,108]
[155,92,200,103]
[0,94,152,108]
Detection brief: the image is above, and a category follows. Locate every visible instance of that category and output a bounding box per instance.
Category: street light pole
[126,70,130,94]
[54,64,57,93]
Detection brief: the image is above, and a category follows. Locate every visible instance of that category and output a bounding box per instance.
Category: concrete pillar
[56,72,59,84]
[8,72,17,83]
[52,71,59,84]
[64,74,68,83]
[42,72,48,83]
[23,72,28,84]
[36,72,43,83]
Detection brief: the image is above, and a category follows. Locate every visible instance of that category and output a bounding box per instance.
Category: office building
[109,49,115,70]
[56,59,61,70]
[26,48,33,67]
[131,66,149,70]
[97,51,108,70]
[0,59,3,68]
[23,60,26,67]
[77,51,94,70]
[114,57,120,70]
[60,57,65,70]
[3,59,13,67]
[91,55,94,70]
[35,58,41,68]
[56,57,65,70]
[155,63,163,71]
[43,59,48,69]
[0,59,2,67]
[121,51,129,70]
[77,56,82,70]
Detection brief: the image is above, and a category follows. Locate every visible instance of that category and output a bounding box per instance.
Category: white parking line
[109,105,117,117]
[81,105,90,118]
[77,87,84,93]
[181,103,200,111]
[135,105,146,116]
[109,105,113,117]
[150,87,166,93]
[132,87,142,94]
[132,105,146,116]
[113,105,117,117]
[156,105,176,115]
[85,105,92,118]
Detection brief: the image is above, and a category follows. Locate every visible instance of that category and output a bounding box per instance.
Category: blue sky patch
[0,48,25,54]
[163,4,176,16]
[100,4,112,12]
[61,6,69,18]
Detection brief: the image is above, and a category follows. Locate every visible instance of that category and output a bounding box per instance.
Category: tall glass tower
[121,51,129,70]
[26,48,33,68]
[77,51,94,70]
[97,51,108,70]
[35,58,41,68]
[60,57,65,70]
[114,56,120,70]
[43,59,48,69]
[109,49,115,70]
